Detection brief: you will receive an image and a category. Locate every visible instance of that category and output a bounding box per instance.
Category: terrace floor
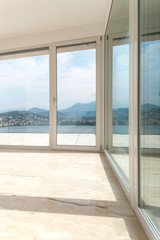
[0,133,159,148]
[0,133,96,146]
[0,151,147,240]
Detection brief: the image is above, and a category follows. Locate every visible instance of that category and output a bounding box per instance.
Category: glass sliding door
[111,37,129,184]
[104,0,129,187]
[56,43,96,147]
[138,0,160,234]
[0,50,50,146]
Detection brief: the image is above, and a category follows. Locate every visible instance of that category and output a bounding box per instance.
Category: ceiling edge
[0,22,104,52]
[103,0,113,34]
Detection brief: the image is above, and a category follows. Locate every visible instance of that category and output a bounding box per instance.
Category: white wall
[0,0,114,53]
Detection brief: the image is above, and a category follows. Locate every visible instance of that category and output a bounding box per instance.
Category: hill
[141,104,159,111]
[59,102,96,118]
[27,107,48,113]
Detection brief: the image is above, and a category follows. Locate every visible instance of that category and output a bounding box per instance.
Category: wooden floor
[0,151,147,240]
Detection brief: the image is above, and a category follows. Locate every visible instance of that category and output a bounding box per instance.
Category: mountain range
[0,102,159,127]
[0,102,159,118]
[27,107,48,113]
[140,103,160,111]
[59,102,96,119]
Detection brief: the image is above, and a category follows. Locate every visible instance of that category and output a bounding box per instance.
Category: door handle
[53,97,57,102]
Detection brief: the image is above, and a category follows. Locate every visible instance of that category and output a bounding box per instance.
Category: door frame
[50,37,101,151]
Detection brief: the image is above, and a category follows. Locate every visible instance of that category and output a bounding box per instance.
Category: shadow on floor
[0,152,148,239]
[0,194,132,217]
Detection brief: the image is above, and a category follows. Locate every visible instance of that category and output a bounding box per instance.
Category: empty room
[0,0,159,239]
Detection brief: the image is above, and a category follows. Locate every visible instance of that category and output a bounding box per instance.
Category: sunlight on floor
[0,151,147,239]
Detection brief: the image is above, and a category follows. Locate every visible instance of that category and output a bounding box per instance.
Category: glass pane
[56,44,96,146]
[104,0,129,186]
[139,0,160,233]
[112,40,129,183]
[0,53,49,146]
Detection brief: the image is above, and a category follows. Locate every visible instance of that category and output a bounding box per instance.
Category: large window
[104,0,160,238]
[0,40,99,150]
[138,0,160,234]
[0,50,49,146]
[104,0,129,186]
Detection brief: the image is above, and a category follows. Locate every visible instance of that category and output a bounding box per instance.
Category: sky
[113,44,129,109]
[112,39,160,108]
[0,49,96,112]
[57,49,96,110]
[0,40,159,112]
[0,55,49,111]
[140,40,160,107]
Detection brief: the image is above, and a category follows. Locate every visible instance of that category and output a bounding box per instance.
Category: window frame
[51,37,101,151]
[0,37,101,152]
[104,32,130,197]
[104,1,160,239]
[0,47,50,149]
[130,0,159,239]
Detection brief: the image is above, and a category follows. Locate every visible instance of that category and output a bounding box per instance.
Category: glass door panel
[0,51,49,146]
[104,0,129,187]
[138,0,160,233]
[110,38,129,185]
[56,43,96,147]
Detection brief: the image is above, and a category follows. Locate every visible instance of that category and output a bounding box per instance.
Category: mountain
[0,108,13,113]
[141,104,159,111]
[27,107,48,113]
[113,108,129,125]
[113,108,128,113]
[59,102,96,118]
[0,110,27,117]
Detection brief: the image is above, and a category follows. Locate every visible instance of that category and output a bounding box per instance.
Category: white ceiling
[0,0,108,39]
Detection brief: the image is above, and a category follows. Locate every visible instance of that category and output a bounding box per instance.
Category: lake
[0,125,159,135]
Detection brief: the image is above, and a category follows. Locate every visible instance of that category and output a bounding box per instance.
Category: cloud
[0,55,49,110]
[0,49,97,111]
[140,40,160,106]
[112,44,129,108]
[57,50,96,110]
[112,39,160,108]
[57,52,73,65]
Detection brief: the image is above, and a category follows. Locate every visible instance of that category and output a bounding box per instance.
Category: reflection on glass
[104,0,129,186]
[139,0,160,232]
[0,54,49,146]
[111,41,129,183]
[56,44,96,146]
[113,42,129,148]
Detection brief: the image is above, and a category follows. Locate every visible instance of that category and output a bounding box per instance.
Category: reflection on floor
[0,151,147,239]
[140,155,160,231]
[109,151,160,231]
[140,155,160,208]
[109,153,129,184]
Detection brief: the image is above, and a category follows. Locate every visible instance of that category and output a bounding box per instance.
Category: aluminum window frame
[51,37,101,151]
[0,47,51,150]
[104,31,130,200]
[136,1,160,238]
[0,37,101,152]
[104,0,159,239]
[107,32,129,153]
